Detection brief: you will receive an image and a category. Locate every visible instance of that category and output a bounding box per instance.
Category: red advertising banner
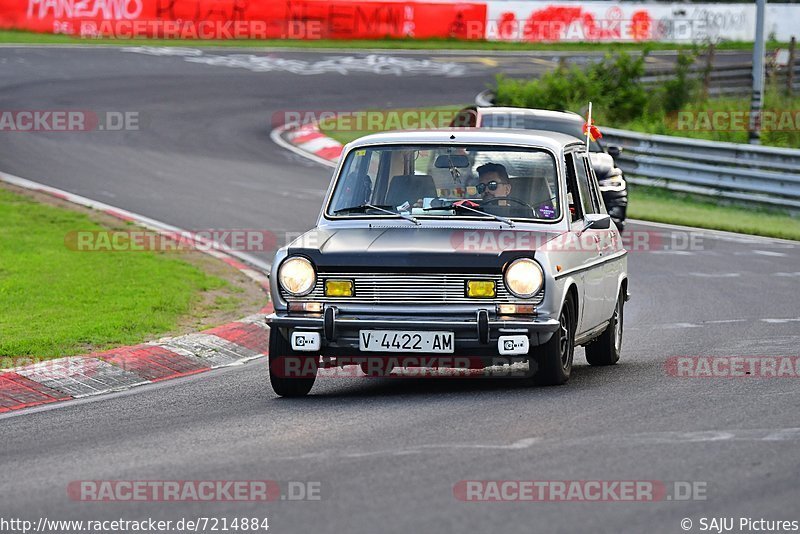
[0,0,487,40]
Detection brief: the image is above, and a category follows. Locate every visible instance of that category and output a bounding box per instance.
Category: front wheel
[585,288,624,366]
[269,328,317,397]
[530,292,576,386]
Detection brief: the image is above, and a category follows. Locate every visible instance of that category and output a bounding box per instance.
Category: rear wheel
[531,293,576,386]
[585,288,624,366]
[268,328,317,397]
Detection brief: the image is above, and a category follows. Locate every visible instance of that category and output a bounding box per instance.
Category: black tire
[268,328,317,397]
[585,288,624,366]
[531,292,576,386]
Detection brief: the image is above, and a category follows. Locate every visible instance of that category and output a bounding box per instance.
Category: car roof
[477,107,584,123]
[345,128,584,153]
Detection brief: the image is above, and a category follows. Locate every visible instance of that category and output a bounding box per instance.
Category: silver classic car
[266,129,629,396]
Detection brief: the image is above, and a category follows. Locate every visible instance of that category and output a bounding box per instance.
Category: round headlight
[504,258,544,299]
[278,257,316,296]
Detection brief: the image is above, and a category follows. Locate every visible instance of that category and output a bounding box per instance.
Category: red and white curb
[270,121,341,169]
[0,307,274,413]
[0,170,274,414]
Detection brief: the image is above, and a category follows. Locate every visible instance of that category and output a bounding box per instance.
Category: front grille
[284,273,544,305]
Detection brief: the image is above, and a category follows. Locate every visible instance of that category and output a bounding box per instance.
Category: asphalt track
[1,47,799,534]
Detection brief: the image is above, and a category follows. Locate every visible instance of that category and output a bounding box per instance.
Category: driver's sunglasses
[476,180,507,194]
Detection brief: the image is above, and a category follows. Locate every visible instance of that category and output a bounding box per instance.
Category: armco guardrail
[601,128,800,210]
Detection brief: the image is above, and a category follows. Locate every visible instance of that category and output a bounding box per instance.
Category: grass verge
[0,184,265,360]
[0,29,767,51]
[629,186,800,241]
[620,90,800,148]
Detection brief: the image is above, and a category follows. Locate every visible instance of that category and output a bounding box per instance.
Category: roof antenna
[582,101,602,154]
[584,101,592,155]
[450,134,455,139]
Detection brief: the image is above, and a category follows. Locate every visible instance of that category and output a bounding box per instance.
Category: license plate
[359,330,454,353]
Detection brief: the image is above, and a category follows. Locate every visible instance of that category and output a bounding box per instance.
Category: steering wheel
[480,196,538,218]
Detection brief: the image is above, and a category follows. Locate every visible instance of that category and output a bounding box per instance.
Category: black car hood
[286,226,564,273]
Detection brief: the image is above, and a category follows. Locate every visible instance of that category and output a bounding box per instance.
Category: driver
[476,163,511,204]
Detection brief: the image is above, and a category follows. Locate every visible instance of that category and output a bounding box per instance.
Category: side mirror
[606,145,623,158]
[584,213,611,230]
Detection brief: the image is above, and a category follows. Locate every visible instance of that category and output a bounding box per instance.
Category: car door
[582,154,622,319]
[570,151,608,333]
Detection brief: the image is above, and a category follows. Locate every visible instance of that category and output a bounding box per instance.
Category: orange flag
[583,119,603,142]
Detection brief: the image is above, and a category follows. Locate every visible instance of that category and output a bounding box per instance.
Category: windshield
[327,144,560,222]
[480,114,603,153]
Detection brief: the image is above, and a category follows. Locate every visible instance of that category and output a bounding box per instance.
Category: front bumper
[266,309,560,356]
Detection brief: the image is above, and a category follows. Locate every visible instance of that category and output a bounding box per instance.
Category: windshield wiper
[424,200,514,228]
[334,203,420,225]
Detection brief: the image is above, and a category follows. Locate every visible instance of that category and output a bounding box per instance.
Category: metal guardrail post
[788,37,796,97]
[748,0,767,145]
[703,43,715,100]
